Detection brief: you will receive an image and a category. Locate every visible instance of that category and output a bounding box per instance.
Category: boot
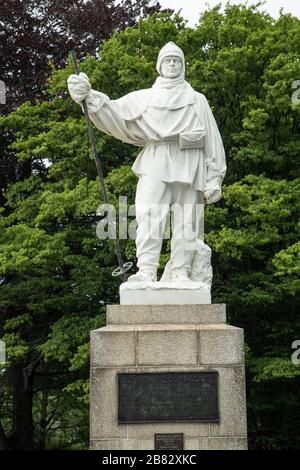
[127,269,157,283]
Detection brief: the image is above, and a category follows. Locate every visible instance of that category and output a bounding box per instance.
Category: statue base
[120,281,211,305]
[90,304,248,450]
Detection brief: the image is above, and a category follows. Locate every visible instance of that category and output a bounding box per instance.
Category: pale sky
[157,0,300,25]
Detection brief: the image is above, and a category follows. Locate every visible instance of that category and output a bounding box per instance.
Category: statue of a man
[68,42,226,283]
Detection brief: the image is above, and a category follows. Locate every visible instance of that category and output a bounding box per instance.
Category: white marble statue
[68,42,226,287]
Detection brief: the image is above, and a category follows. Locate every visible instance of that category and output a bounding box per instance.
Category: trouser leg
[169,183,202,274]
[135,175,171,273]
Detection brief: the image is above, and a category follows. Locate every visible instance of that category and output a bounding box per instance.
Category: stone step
[106,304,226,325]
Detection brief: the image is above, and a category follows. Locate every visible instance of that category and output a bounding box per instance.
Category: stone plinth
[90,304,247,450]
[120,281,211,305]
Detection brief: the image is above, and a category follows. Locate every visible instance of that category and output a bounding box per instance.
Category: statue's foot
[127,269,157,283]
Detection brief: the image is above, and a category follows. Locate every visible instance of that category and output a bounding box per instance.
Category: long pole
[71,50,127,283]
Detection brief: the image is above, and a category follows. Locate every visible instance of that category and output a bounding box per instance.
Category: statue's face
[161,55,183,78]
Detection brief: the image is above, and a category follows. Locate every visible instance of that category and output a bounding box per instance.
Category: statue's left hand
[204,186,222,204]
[204,159,222,204]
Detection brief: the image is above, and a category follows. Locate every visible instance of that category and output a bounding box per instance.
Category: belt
[145,138,178,147]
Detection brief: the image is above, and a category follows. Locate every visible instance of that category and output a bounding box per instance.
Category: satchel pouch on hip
[179,128,206,150]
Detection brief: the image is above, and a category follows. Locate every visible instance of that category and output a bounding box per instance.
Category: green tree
[0,3,300,449]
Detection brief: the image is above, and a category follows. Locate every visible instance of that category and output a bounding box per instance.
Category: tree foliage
[0,0,165,108]
[0,0,166,212]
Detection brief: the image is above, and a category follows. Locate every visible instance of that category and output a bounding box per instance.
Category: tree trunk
[10,363,35,450]
[38,390,48,450]
[0,422,11,450]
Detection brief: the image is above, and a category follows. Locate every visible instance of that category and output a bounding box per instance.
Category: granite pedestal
[90,304,247,450]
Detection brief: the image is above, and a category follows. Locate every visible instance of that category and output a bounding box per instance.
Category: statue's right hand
[67,73,91,103]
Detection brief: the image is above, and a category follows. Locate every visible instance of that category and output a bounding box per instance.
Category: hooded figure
[68,42,226,283]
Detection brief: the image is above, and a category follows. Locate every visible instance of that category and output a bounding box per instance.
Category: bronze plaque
[118,372,219,423]
[155,433,184,450]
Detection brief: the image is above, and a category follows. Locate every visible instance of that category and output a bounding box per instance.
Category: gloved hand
[204,159,222,204]
[204,186,222,204]
[67,72,91,103]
